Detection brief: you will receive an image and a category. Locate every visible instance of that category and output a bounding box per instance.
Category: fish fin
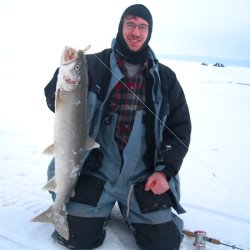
[31,205,54,223]
[43,177,57,192]
[31,205,69,240]
[82,44,91,53]
[55,88,62,111]
[85,135,100,151]
[42,144,55,155]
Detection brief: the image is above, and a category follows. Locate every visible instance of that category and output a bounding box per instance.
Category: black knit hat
[114,4,153,64]
[121,4,153,31]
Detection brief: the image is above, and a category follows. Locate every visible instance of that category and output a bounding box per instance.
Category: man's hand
[145,172,169,195]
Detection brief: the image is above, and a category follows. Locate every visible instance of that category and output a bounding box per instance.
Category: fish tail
[31,205,69,240]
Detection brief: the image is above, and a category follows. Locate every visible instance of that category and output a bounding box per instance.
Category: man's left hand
[145,172,169,195]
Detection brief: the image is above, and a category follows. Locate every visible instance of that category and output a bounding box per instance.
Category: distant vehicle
[201,62,208,66]
[213,62,225,67]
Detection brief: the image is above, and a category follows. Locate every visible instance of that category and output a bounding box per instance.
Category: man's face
[123,16,149,52]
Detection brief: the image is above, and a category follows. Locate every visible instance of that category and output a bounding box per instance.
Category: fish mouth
[61,46,77,64]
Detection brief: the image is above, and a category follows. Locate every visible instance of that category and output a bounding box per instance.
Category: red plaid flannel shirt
[107,57,148,151]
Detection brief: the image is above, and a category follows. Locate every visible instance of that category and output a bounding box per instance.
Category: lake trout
[31,45,99,240]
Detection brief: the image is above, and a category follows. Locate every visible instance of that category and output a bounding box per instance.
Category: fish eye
[75,64,80,71]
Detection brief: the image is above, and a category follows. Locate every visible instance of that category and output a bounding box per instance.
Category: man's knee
[52,215,106,249]
[132,220,182,250]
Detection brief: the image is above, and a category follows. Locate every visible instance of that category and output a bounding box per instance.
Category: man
[45,4,191,250]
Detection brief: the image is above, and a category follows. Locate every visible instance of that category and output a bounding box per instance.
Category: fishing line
[93,53,218,178]
[93,54,189,151]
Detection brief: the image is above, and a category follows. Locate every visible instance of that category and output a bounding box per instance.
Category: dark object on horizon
[213,62,225,67]
[201,62,208,66]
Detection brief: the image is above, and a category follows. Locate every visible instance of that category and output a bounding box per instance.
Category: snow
[0,56,250,250]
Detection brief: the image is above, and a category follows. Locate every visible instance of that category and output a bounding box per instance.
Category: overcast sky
[0,0,250,62]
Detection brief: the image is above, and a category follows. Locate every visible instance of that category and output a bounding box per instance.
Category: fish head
[57,46,83,92]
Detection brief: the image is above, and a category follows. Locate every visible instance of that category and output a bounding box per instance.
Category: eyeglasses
[124,22,149,32]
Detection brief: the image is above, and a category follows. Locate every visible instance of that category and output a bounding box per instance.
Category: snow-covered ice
[0,55,250,249]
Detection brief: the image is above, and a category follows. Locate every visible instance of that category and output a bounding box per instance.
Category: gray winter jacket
[44,45,191,181]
